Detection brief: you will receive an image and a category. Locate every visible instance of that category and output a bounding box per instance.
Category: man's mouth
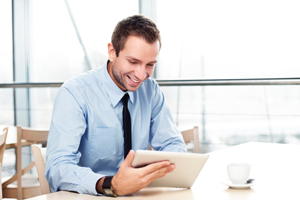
[127,75,140,83]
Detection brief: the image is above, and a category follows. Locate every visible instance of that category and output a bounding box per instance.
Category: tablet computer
[131,150,209,188]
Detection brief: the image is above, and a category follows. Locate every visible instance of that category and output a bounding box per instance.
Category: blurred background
[1,0,300,177]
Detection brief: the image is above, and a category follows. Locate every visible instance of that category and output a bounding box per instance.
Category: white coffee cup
[227,162,252,184]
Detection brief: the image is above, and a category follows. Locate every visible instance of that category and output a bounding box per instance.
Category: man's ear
[108,43,116,62]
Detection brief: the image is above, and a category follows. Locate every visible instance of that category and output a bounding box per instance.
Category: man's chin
[125,84,141,92]
[125,88,139,92]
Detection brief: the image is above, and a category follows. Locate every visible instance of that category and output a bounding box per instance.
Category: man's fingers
[137,160,169,175]
[144,164,176,183]
[168,164,176,172]
[123,150,135,166]
[140,161,174,176]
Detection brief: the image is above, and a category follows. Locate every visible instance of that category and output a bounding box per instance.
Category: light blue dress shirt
[45,61,186,195]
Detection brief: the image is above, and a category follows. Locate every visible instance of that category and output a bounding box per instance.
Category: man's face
[107,35,159,92]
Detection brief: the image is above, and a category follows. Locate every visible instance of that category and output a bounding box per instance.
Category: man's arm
[149,81,187,152]
[45,87,103,195]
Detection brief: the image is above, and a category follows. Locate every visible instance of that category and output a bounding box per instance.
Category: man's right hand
[111,150,175,195]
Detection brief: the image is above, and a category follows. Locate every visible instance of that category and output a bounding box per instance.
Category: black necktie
[121,93,132,159]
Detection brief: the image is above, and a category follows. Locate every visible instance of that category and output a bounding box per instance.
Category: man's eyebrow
[126,56,140,61]
[148,60,157,64]
[126,56,157,64]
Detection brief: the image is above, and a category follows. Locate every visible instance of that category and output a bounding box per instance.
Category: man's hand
[112,150,175,195]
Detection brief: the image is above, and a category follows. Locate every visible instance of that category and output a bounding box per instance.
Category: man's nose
[136,65,146,80]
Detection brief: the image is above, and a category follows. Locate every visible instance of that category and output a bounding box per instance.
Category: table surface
[25,142,300,200]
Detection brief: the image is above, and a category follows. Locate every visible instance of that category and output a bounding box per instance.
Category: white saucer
[221,179,258,189]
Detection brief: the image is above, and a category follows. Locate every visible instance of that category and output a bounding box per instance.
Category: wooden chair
[181,126,200,153]
[0,127,9,200]
[31,145,50,195]
[2,126,48,200]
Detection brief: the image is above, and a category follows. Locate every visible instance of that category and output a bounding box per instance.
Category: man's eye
[129,61,137,64]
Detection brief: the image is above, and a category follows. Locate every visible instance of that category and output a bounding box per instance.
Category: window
[0,0,13,125]
[156,0,300,79]
[156,0,300,151]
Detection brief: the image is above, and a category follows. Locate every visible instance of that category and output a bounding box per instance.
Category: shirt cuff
[81,172,104,195]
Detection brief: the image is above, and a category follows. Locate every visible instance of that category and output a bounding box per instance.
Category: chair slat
[22,129,48,143]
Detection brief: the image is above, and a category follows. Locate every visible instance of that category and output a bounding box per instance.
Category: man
[45,15,186,197]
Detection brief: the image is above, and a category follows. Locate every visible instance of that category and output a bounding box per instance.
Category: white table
[193,142,300,199]
[26,142,300,199]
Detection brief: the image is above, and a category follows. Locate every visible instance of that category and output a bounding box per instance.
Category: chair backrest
[181,126,200,153]
[19,126,49,144]
[31,145,50,194]
[0,127,8,200]
[2,126,48,200]
[16,126,48,199]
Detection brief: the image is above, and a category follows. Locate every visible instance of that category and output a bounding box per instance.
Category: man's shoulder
[141,77,159,91]
[62,67,103,92]
[135,78,161,102]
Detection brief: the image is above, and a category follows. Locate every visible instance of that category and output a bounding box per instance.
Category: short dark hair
[111,15,161,57]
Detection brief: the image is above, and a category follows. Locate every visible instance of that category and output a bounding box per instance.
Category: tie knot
[121,93,129,104]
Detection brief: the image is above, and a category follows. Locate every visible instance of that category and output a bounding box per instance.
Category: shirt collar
[101,60,134,107]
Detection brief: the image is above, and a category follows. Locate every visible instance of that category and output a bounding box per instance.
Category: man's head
[111,15,161,57]
[107,15,161,92]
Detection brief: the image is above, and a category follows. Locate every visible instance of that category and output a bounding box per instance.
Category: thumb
[123,150,135,166]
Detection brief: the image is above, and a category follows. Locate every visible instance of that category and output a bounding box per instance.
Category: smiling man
[45,15,186,197]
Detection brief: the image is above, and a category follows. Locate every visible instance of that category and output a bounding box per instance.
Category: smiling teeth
[129,76,139,83]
